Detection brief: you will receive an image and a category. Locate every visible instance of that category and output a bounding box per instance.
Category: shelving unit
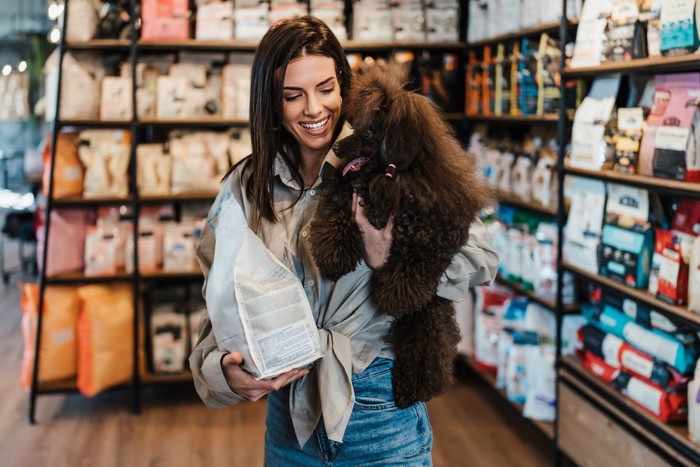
[550,7,700,465]
[459,355,555,440]
[30,0,475,423]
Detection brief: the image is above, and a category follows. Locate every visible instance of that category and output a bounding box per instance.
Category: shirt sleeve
[189,172,246,409]
[436,217,499,302]
[189,311,246,409]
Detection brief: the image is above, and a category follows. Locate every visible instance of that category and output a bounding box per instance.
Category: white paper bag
[205,195,323,379]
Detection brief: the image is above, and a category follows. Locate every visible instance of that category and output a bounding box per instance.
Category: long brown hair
[241,16,352,229]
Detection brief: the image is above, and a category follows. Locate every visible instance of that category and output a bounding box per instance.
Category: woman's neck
[298,147,328,188]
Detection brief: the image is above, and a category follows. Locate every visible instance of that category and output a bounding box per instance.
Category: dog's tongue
[342,157,369,177]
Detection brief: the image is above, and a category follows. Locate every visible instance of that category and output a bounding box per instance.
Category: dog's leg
[309,181,365,281]
[389,296,460,408]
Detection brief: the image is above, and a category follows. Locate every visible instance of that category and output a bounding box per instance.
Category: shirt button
[307,279,315,287]
[309,189,316,196]
[301,231,308,238]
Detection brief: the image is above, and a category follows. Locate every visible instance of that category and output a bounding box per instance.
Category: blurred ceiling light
[2,65,11,76]
[18,61,27,72]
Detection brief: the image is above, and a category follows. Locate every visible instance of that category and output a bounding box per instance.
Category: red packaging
[141,0,190,40]
[581,351,688,422]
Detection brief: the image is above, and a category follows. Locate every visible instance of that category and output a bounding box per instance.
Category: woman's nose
[305,94,322,116]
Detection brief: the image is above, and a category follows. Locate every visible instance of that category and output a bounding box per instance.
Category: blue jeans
[264,358,433,466]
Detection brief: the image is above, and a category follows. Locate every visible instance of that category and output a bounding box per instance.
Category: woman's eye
[363,130,372,139]
[321,87,335,94]
[284,95,300,102]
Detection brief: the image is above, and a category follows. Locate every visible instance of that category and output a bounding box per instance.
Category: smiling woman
[189,15,499,467]
[281,55,342,187]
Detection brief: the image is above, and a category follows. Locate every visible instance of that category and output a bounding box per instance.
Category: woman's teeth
[300,117,329,130]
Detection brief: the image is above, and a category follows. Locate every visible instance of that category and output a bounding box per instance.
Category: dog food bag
[536,34,561,116]
[205,194,323,379]
[150,304,188,374]
[563,177,607,273]
[20,284,80,389]
[141,0,190,40]
[659,0,700,56]
[522,343,556,421]
[78,130,131,199]
[171,131,230,195]
[614,107,645,174]
[137,143,171,197]
[570,76,621,169]
[689,359,700,443]
[639,73,700,176]
[579,324,689,388]
[518,38,539,115]
[76,284,134,397]
[647,0,663,56]
[570,0,610,69]
[582,304,698,375]
[473,286,513,373]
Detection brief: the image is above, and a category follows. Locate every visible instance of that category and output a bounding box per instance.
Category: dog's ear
[382,92,435,169]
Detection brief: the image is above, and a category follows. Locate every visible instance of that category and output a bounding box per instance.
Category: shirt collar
[273,148,343,190]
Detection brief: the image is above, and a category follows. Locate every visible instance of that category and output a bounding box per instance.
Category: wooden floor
[0,275,552,466]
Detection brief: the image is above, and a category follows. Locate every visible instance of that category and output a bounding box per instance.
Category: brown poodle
[309,65,494,408]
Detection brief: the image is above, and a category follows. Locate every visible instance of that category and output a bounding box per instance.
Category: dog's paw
[309,218,365,280]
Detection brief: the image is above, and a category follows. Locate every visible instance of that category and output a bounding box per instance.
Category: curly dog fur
[309,65,494,408]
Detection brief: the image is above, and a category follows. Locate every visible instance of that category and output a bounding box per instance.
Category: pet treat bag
[205,194,322,379]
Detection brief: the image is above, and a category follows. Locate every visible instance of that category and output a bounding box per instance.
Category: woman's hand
[221,352,309,401]
[352,192,394,270]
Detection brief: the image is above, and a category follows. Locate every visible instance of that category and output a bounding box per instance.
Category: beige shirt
[189,151,499,447]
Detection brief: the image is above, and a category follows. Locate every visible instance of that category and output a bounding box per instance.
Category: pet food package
[141,0,190,40]
[150,304,188,374]
[222,61,253,120]
[511,155,533,202]
[205,194,323,379]
[639,73,700,176]
[581,350,688,422]
[530,149,557,209]
[465,51,482,116]
[561,314,587,355]
[647,0,662,56]
[36,208,95,277]
[228,128,252,166]
[195,1,234,40]
[473,286,512,372]
[536,34,561,116]
[100,77,133,121]
[570,76,621,169]
[467,0,488,41]
[522,344,556,422]
[604,0,640,62]
[570,0,612,68]
[65,0,99,42]
[78,130,131,199]
[599,184,654,289]
[20,284,80,389]
[137,143,171,197]
[689,360,700,443]
[582,304,698,375]
[494,43,512,116]
[391,7,425,42]
[352,1,393,41]
[76,284,134,397]
[425,6,459,42]
[163,225,196,272]
[125,227,159,273]
[45,50,105,121]
[592,286,681,334]
[563,177,607,273]
[505,332,539,404]
[270,3,309,28]
[579,324,688,388]
[518,38,539,116]
[84,225,119,277]
[234,3,270,40]
[614,107,645,174]
[690,237,700,313]
[659,0,700,56]
[496,298,529,389]
[42,132,84,200]
[311,5,347,41]
[170,131,230,195]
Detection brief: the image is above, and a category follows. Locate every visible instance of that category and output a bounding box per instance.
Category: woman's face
[281,54,342,161]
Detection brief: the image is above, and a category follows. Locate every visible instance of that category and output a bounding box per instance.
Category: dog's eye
[362,130,372,140]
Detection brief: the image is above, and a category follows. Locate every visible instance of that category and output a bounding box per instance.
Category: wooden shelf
[138,194,216,204]
[141,371,192,384]
[564,165,700,198]
[137,118,248,128]
[45,272,134,285]
[136,39,465,52]
[498,191,559,217]
[464,113,565,124]
[565,52,700,77]
[65,39,131,50]
[495,274,579,313]
[51,196,132,207]
[562,261,700,328]
[467,19,578,48]
[560,355,700,464]
[36,378,79,394]
[461,355,555,440]
[141,270,202,281]
[58,119,131,129]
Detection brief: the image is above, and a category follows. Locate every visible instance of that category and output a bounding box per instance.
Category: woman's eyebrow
[283,77,336,91]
